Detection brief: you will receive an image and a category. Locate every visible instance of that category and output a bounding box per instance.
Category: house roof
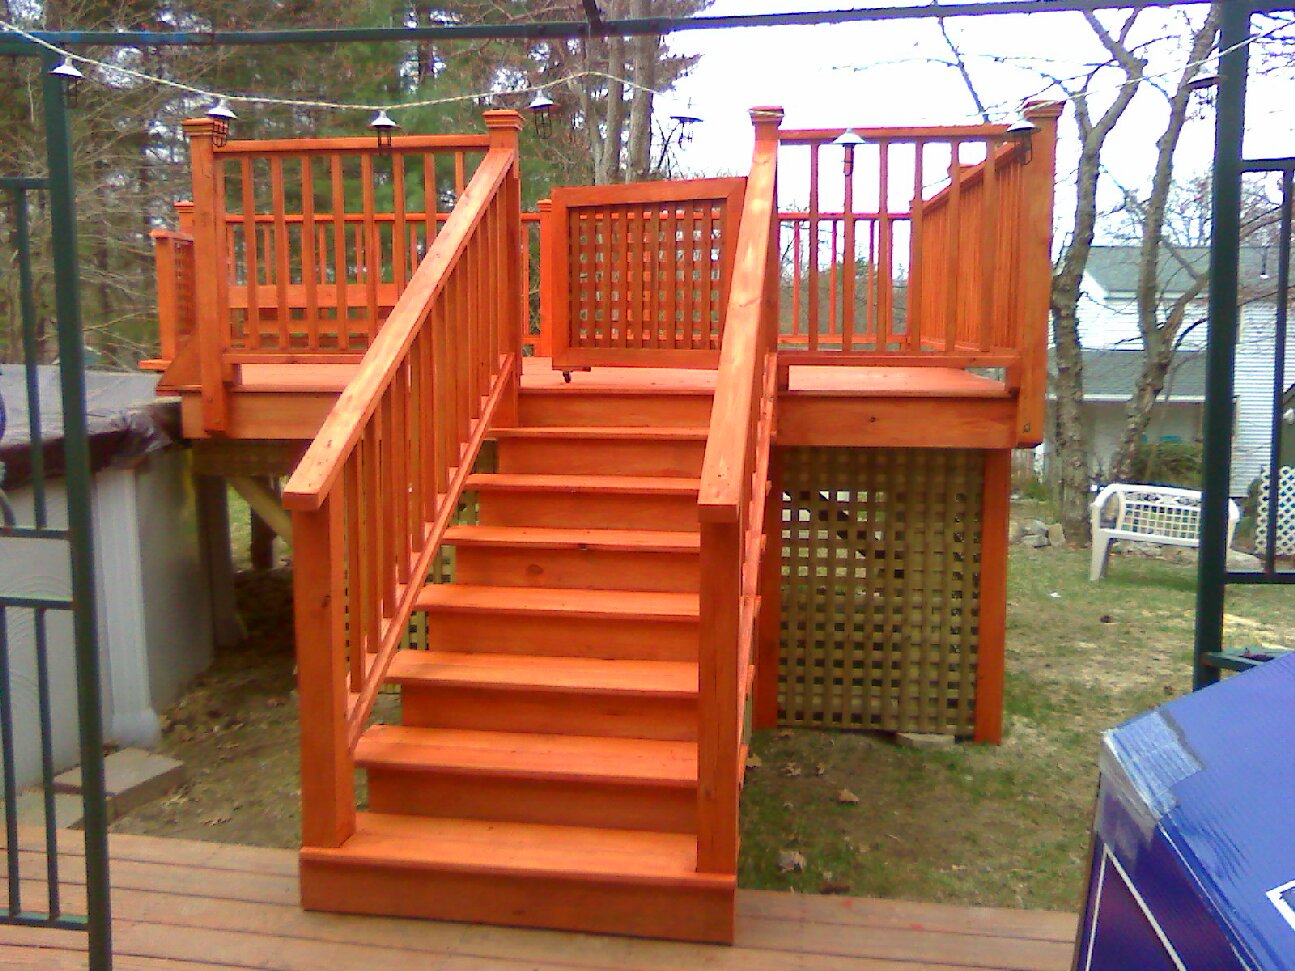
[1049,348,1207,402]
[1084,244,1271,297]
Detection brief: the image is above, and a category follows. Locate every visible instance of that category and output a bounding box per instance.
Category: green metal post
[41,50,113,969]
[1193,0,1250,690]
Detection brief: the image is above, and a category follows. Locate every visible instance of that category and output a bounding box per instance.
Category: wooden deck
[174,357,1021,449]
[3,829,1077,971]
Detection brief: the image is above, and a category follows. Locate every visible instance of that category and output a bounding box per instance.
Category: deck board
[2,830,1075,971]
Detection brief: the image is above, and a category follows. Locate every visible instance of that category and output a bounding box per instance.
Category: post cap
[537,198,553,211]
[483,109,525,131]
[1023,100,1065,121]
[749,105,785,126]
[181,117,219,137]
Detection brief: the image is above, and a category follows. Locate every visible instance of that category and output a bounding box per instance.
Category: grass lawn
[738,541,1295,912]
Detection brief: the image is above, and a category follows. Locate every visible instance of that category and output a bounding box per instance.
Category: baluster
[909,140,925,352]
[981,140,1000,352]
[877,140,892,351]
[393,152,408,295]
[302,157,320,350]
[808,144,820,351]
[361,155,380,340]
[843,148,856,352]
[271,156,291,348]
[330,155,349,350]
[944,140,963,352]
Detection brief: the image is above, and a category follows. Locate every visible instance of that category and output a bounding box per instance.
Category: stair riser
[496,438,706,478]
[477,491,699,531]
[519,392,713,429]
[454,545,700,593]
[401,684,698,742]
[422,612,698,661]
[300,859,735,943]
[365,770,697,834]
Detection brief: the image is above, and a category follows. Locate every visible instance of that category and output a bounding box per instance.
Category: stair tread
[444,525,700,553]
[356,725,697,786]
[491,426,709,441]
[467,472,701,495]
[416,584,700,620]
[387,651,698,697]
[301,812,730,887]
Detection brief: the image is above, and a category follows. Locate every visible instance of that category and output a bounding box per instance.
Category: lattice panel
[779,447,984,736]
[1255,466,1295,556]
[567,201,730,350]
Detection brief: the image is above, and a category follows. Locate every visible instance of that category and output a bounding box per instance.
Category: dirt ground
[110,518,1295,911]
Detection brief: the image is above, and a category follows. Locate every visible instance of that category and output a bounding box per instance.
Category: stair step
[492,426,709,441]
[416,584,699,623]
[299,813,735,942]
[387,651,697,699]
[469,474,700,531]
[467,473,700,495]
[444,525,699,554]
[518,388,714,430]
[356,725,696,787]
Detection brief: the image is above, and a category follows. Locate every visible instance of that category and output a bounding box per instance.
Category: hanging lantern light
[1005,115,1038,163]
[206,99,238,148]
[50,59,84,106]
[528,91,556,140]
[370,109,400,152]
[832,128,865,177]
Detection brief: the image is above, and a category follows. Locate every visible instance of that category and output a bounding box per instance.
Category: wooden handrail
[695,106,782,877]
[286,110,525,851]
[283,146,514,509]
[214,133,491,156]
[779,122,1012,145]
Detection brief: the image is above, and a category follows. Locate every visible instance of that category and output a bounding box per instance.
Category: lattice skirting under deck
[778,447,984,737]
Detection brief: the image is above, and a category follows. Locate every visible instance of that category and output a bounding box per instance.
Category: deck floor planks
[2,830,1074,971]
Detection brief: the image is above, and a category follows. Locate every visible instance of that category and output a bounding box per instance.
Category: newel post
[537,198,554,359]
[483,109,526,405]
[750,107,787,388]
[294,494,356,848]
[182,118,229,435]
[1015,100,1063,447]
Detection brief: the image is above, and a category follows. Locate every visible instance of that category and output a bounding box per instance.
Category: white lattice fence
[1255,466,1295,556]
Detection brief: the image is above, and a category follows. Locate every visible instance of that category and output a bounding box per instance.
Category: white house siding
[1232,303,1295,499]
[1076,279,1287,498]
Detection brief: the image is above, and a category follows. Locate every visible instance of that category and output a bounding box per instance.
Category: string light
[206,98,237,147]
[369,109,399,151]
[528,91,556,139]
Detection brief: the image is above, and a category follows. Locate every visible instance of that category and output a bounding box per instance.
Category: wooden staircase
[298,386,741,941]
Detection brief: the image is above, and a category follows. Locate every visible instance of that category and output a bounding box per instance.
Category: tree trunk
[595,1,626,185]
[625,0,655,182]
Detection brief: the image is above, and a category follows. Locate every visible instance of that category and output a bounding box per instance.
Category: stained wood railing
[775,104,1058,374]
[695,107,783,875]
[280,111,524,850]
[180,116,491,433]
[144,226,195,372]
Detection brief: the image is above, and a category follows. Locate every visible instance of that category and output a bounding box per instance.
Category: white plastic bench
[1089,483,1239,581]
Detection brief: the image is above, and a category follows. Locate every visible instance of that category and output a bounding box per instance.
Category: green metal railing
[0,44,112,971]
[1194,1,1295,687]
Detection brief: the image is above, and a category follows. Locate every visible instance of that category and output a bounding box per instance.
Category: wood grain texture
[1,827,1075,967]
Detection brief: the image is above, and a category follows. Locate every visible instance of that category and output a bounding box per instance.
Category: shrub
[1128,440,1204,488]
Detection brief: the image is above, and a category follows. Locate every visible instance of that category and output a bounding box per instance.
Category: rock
[895,732,956,749]
[1227,550,1263,570]
[1023,519,1048,536]
[53,747,186,820]
[1022,534,1049,548]
[1046,523,1066,547]
[778,850,807,873]
[1008,521,1025,544]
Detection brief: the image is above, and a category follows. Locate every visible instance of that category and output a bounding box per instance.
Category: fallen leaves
[745,753,763,770]
[836,788,860,805]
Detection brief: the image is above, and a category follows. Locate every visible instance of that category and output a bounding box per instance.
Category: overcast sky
[658,1,1295,235]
